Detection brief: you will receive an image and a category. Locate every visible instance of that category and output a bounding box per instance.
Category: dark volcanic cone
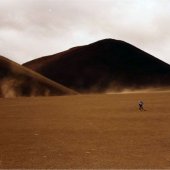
[23,39,170,93]
[0,56,77,97]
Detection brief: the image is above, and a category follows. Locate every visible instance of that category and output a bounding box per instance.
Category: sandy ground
[0,91,170,168]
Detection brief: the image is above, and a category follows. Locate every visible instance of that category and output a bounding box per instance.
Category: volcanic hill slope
[24,39,170,93]
[0,56,77,97]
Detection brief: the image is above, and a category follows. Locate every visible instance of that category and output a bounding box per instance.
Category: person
[138,100,144,111]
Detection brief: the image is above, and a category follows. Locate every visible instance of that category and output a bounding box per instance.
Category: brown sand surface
[0,91,170,168]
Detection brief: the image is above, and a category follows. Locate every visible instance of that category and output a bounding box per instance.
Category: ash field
[0,91,170,169]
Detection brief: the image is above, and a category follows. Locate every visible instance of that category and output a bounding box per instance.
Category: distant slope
[23,39,170,92]
[0,56,77,97]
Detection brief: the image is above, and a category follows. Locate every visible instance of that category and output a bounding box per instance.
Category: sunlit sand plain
[0,91,170,168]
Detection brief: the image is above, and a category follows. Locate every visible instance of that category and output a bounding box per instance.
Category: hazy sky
[0,0,170,64]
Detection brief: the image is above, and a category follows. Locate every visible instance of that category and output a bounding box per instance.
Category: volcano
[0,55,77,97]
[23,39,170,93]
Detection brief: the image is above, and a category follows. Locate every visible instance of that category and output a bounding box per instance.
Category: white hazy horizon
[0,0,170,64]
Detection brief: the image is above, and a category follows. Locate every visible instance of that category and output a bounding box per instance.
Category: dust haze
[0,77,51,98]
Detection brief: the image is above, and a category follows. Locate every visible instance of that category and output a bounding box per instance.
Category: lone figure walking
[138,100,144,111]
